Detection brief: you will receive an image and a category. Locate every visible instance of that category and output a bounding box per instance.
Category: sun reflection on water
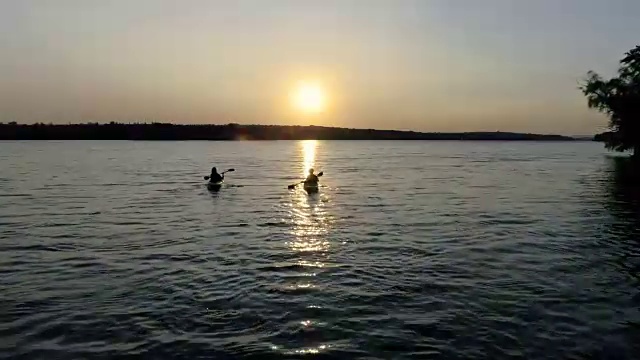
[275,139,336,355]
[286,239,330,253]
[297,260,325,268]
[287,139,331,253]
[271,344,331,355]
[302,140,317,177]
[292,345,329,354]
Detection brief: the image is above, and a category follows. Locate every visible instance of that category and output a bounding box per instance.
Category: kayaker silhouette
[209,167,224,183]
[304,168,319,185]
[287,169,322,190]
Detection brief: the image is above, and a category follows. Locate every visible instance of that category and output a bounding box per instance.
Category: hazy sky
[1,0,639,134]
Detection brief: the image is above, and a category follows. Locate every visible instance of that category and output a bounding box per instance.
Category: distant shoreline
[0,122,586,141]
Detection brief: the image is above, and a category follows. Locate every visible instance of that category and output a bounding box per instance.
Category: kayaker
[304,168,319,185]
[209,167,224,183]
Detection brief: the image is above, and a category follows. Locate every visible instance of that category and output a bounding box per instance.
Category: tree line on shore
[0,122,576,141]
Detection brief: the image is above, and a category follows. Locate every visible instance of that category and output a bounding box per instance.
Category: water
[1,140,639,359]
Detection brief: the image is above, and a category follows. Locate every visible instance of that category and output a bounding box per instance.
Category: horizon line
[0,121,594,138]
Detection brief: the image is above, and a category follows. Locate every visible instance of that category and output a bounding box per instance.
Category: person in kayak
[304,168,319,185]
[208,167,224,183]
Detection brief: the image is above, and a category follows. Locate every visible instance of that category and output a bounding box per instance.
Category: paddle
[288,171,323,190]
[204,168,235,180]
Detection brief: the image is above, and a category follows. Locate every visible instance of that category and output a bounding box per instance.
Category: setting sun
[292,82,326,114]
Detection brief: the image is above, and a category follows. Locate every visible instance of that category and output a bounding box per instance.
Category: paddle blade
[226,168,235,172]
[318,171,323,177]
[288,184,296,190]
[204,176,210,180]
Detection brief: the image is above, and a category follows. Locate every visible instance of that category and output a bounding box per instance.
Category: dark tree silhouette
[0,122,574,141]
[581,45,640,157]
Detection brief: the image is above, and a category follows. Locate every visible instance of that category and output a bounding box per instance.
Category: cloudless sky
[1,0,639,134]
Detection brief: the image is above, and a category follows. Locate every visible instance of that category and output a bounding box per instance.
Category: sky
[1,0,639,135]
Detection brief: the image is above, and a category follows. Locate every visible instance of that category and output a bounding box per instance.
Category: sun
[292,82,326,114]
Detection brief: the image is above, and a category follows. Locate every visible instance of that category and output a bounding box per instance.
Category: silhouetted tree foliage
[581,45,640,156]
[0,122,574,141]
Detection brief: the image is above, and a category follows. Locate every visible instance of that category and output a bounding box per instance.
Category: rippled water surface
[1,140,639,359]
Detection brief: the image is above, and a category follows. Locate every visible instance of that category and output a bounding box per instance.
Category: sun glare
[292,82,325,114]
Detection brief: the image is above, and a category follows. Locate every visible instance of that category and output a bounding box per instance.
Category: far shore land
[0,122,594,141]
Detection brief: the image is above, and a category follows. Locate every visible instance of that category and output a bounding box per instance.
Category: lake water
[1,140,639,359]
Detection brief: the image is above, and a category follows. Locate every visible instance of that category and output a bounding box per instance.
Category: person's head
[308,168,314,174]
[211,167,217,173]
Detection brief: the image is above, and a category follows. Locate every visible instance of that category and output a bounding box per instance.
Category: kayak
[207,181,223,191]
[303,182,319,194]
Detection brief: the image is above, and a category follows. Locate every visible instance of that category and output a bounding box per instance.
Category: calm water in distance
[1,140,639,359]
